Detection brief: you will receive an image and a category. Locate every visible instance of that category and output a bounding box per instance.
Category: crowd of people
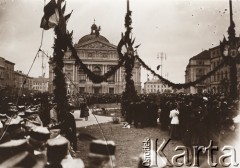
[123,93,239,147]
[0,92,123,167]
[0,92,239,167]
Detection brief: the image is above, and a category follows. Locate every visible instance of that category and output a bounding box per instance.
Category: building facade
[185,47,240,95]
[14,70,34,93]
[0,57,15,92]
[144,79,172,94]
[185,50,211,94]
[49,23,141,94]
[209,45,240,94]
[32,76,49,93]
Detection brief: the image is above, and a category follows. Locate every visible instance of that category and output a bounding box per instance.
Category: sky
[0,0,240,85]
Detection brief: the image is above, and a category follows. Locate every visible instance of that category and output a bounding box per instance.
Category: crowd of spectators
[0,92,239,167]
[123,93,239,147]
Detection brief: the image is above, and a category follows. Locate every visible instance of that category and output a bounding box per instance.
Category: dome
[78,34,109,44]
[78,23,109,44]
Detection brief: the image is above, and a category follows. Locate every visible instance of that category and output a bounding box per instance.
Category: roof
[5,60,15,65]
[144,79,162,84]
[190,50,210,60]
[78,34,109,44]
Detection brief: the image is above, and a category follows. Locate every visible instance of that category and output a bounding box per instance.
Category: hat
[61,158,85,168]
[89,139,116,156]
[5,116,23,126]
[88,139,116,167]
[30,126,50,142]
[24,108,38,115]
[0,139,30,163]
[203,97,208,101]
[29,126,50,150]
[46,136,69,164]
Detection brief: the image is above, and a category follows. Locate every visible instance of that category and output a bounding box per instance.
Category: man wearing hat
[86,139,116,168]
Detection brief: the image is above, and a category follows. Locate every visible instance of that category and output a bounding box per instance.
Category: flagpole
[52,0,69,119]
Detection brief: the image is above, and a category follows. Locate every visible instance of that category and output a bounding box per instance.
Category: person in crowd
[160,100,172,130]
[169,102,180,140]
[181,99,193,146]
[80,100,89,121]
[49,106,78,156]
[49,104,58,125]
[147,100,158,126]
[39,94,51,126]
[126,101,135,126]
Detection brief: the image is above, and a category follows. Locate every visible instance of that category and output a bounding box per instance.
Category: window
[79,75,86,82]
[94,87,100,94]
[79,87,85,93]
[67,73,72,81]
[78,68,86,82]
[225,71,228,79]
[93,66,101,76]
[109,88,114,94]
[197,61,203,65]
[107,66,115,83]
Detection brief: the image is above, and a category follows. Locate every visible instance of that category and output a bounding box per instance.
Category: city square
[0,0,240,167]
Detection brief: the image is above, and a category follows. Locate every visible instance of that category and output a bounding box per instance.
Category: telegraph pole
[157,52,167,76]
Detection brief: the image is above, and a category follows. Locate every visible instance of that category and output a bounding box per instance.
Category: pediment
[75,40,117,50]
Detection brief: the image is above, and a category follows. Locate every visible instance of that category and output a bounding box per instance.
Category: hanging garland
[117,0,138,118]
[66,35,125,83]
[136,55,225,89]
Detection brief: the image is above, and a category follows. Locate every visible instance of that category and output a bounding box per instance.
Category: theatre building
[49,23,141,94]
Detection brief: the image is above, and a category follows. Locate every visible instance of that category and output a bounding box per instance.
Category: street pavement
[72,108,113,128]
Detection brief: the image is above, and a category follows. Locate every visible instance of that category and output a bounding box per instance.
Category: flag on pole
[40,0,58,30]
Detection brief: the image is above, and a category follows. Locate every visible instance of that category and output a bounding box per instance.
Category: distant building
[0,56,45,95]
[185,46,240,95]
[185,50,211,94]
[49,23,141,94]
[144,78,172,94]
[32,76,49,93]
[14,70,34,93]
[0,57,15,92]
[209,45,240,94]
[0,57,15,88]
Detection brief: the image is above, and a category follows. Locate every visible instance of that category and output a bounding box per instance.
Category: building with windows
[14,70,34,93]
[0,57,15,92]
[185,47,240,94]
[209,45,240,94]
[185,50,211,94]
[144,78,172,94]
[48,23,141,94]
[32,76,49,93]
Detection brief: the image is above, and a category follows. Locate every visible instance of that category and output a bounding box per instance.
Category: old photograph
[0,0,239,167]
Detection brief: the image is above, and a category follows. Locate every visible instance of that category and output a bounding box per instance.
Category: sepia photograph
[0,0,240,167]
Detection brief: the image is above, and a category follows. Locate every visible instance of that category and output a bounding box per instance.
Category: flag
[48,8,59,28]
[157,65,161,70]
[40,0,58,30]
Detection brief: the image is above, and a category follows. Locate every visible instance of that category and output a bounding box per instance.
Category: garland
[136,55,225,89]
[118,0,138,119]
[66,36,125,83]
[52,1,69,120]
